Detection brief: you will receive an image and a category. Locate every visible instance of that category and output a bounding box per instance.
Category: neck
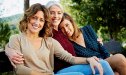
[53,25,58,31]
[70,32,82,41]
[26,31,39,39]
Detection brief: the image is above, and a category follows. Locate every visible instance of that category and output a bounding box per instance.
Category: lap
[56,60,109,75]
[55,72,84,75]
[56,60,114,75]
[105,53,125,68]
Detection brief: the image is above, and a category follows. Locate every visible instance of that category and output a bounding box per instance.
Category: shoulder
[8,34,23,49]
[45,37,59,44]
[81,25,92,30]
[43,37,61,50]
[9,34,20,41]
[9,33,27,46]
[9,33,25,41]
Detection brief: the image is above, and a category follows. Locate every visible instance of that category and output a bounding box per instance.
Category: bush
[0,22,19,49]
[121,47,126,57]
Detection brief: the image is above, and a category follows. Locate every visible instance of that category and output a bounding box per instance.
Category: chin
[53,23,60,26]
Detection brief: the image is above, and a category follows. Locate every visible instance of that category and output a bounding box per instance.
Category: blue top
[71,25,110,59]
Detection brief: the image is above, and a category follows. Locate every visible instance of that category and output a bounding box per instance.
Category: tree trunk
[24,0,29,11]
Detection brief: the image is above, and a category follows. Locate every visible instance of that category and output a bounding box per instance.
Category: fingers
[96,63,103,75]
[90,64,95,75]
[89,57,103,75]
[9,51,24,64]
[88,57,96,74]
[93,57,103,75]
[97,38,103,45]
[11,56,24,64]
[93,56,99,62]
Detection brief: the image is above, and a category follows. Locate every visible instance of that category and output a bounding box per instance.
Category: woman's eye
[40,19,44,22]
[58,12,61,14]
[66,24,69,27]
[32,16,37,20]
[50,11,55,15]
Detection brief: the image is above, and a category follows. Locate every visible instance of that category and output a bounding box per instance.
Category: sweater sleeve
[52,38,75,64]
[86,25,110,58]
[98,44,110,59]
[8,34,32,75]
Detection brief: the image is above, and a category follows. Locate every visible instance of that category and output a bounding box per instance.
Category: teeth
[32,24,39,29]
[53,19,59,22]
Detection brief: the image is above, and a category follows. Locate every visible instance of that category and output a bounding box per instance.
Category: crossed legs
[105,54,126,75]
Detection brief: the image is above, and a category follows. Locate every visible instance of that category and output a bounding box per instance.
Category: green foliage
[61,0,126,41]
[0,23,11,49]
[0,14,22,49]
[121,47,126,57]
[117,28,126,42]
[0,71,15,75]
[0,22,19,49]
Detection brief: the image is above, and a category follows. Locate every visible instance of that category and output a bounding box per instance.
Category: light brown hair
[60,13,81,40]
[19,3,52,37]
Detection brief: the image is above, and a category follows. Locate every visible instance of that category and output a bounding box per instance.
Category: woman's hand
[97,38,103,45]
[87,57,103,75]
[5,45,24,68]
[7,49,24,64]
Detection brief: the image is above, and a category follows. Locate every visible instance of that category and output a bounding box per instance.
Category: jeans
[56,60,114,75]
[55,72,84,75]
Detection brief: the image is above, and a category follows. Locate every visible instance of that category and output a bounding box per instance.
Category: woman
[5,2,114,75]
[46,1,76,72]
[59,13,126,75]
[6,3,86,75]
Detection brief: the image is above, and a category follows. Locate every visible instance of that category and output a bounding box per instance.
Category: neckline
[22,33,43,51]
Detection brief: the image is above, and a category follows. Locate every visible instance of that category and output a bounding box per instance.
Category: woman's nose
[64,27,68,32]
[35,20,39,25]
[54,13,58,18]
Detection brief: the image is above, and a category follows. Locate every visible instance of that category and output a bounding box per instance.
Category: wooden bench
[0,51,13,73]
[104,39,123,54]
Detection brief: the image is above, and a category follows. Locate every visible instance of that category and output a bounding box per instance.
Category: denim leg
[99,60,114,75]
[55,72,84,75]
[56,64,97,75]
[56,60,114,75]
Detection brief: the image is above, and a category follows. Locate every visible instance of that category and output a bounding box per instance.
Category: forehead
[60,19,71,26]
[49,5,63,12]
[33,11,44,17]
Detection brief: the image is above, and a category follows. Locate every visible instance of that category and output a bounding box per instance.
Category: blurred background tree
[0,22,19,50]
[61,0,126,42]
[0,23,11,49]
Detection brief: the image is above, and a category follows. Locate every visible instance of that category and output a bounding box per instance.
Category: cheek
[29,20,35,25]
[70,26,74,34]
[62,30,65,34]
[59,14,62,17]
[50,15,54,19]
[40,22,44,27]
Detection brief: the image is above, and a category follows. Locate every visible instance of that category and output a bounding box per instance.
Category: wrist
[86,58,89,64]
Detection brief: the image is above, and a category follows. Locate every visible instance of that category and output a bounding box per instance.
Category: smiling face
[49,5,63,28]
[27,11,45,34]
[60,19,74,37]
